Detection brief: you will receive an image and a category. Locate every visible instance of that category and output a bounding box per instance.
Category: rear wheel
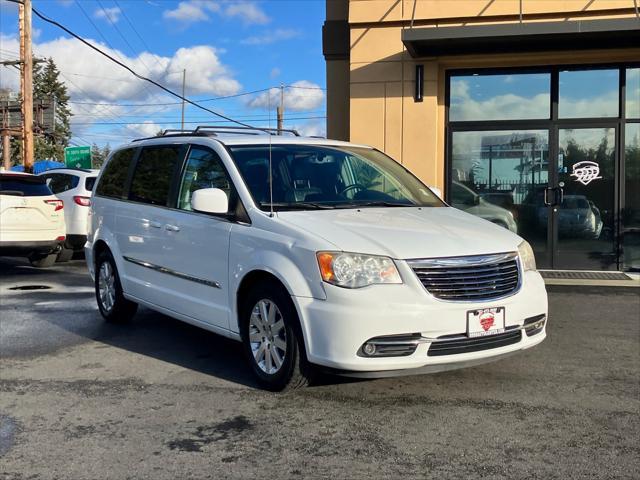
[95,250,137,323]
[28,253,57,268]
[240,283,312,392]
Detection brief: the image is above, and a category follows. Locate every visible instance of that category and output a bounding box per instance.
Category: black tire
[240,283,312,392]
[95,249,137,323]
[28,253,57,268]
[56,247,74,263]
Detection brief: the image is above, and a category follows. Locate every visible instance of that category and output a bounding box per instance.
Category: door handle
[544,188,553,206]
[557,187,564,206]
[143,220,162,229]
[165,224,180,232]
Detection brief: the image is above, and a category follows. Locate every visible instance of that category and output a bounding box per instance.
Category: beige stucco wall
[331,0,640,190]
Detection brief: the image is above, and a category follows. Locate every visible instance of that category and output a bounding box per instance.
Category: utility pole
[19,0,34,172]
[181,69,186,130]
[2,131,10,171]
[276,83,284,135]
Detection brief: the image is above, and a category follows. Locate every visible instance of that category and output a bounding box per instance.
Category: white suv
[86,127,547,391]
[39,168,99,262]
[0,172,66,267]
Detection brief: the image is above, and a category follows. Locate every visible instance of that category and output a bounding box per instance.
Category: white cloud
[224,2,270,25]
[0,34,241,101]
[246,81,324,112]
[293,119,326,138]
[95,6,122,24]
[125,121,165,138]
[163,1,269,26]
[241,29,300,46]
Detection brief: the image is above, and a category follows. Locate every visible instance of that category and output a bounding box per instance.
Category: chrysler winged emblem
[570,161,602,186]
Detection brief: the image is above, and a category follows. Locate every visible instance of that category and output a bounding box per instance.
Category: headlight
[517,240,537,271]
[316,252,402,288]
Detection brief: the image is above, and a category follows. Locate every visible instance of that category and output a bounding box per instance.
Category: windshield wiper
[335,201,414,208]
[261,202,336,210]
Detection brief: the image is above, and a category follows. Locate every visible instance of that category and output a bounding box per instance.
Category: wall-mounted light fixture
[414,64,424,102]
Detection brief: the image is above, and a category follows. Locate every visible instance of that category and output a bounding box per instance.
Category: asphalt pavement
[0,257,639,479]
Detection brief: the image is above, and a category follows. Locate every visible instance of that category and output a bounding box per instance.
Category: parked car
[0,172,66,267]
[86,128,547,391]
[39,168,99,261]
[450,181,518,233]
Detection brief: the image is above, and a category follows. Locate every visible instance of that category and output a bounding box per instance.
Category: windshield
[228,145,444,211]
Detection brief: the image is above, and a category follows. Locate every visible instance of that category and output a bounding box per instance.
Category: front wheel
[240,284,312,392]
[95,250,137,323]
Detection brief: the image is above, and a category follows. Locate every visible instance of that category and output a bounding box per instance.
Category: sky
[0,0,327,149]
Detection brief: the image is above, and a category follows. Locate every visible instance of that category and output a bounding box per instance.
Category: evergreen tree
[91,143,104,168]
[9,58,72,164]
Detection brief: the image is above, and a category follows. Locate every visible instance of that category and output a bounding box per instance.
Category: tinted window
[0,175,52,196]
[85,176,97,191]
[129,146,182,206]
[450,73,550,121]
[559,69,619,118]
[46,173,79,194]
[96,149,136,198]
[178,147,231,211]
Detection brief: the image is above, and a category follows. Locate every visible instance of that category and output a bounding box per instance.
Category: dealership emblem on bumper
[571,161,602,185]
[479,312,495,331]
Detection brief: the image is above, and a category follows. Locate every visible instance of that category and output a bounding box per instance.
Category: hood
[277,206,521,259]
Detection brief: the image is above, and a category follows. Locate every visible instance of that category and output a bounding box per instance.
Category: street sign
[64,146,91,169]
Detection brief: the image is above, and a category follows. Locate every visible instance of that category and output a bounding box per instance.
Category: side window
[178,147,232,211]
[47,174,79,194]
[96,148,136,199]
[129,146,182,206]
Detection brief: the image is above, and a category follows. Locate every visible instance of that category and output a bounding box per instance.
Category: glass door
[551,127,617,269]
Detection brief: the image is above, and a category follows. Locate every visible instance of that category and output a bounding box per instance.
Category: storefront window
[449,73,550,121]
[559,69,619,118]
[626,68,640,119]
[624,123,640,271]
[450,130,549,259]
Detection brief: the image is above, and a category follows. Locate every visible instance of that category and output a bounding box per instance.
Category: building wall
[326,0,640,190]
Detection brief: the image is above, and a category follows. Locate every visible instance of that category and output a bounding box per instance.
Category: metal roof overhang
[402,18,640,57]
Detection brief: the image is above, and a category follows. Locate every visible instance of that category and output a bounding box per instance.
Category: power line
[70,116,327,126]
[3,0,254,128]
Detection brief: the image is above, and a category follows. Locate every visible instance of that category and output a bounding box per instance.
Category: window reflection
[626,68,640,119]
[559,69,619,118]
[451,130,549,242]
[624,124,640,270]
[450,73,550,121]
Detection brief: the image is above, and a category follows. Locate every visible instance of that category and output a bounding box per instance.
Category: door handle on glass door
[165,224,180,232]
[143,220,162,229]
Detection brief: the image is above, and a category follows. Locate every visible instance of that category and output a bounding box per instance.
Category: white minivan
[86,127,547,391]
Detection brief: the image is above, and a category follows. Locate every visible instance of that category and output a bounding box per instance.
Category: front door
[550,127,617,270]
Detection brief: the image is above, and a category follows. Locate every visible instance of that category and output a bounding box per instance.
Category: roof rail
[132,125,301,143]
[194,125,300,136]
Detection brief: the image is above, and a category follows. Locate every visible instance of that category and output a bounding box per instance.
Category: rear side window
[46,173,79,194]
[129,146,182,206]
[96,149,136,199]
[85,176,97,191]
[0,175,52,197]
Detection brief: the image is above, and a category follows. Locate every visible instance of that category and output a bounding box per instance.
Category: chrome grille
[408,252,520,301]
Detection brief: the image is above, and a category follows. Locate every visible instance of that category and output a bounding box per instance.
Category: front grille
[427,329,522,357]
[408,252,520,301]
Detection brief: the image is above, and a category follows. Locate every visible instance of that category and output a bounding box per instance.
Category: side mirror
[429,186,443,200]
[191,188,228,214]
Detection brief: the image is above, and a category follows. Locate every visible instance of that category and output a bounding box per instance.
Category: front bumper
[293,267,548,373]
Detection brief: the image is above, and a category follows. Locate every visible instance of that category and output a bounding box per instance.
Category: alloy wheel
[98,261,116,313]
[248,299,287,374]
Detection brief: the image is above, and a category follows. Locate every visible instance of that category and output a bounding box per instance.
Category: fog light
[363,343,376,356]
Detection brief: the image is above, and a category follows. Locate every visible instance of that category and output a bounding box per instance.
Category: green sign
[64,146,92,169]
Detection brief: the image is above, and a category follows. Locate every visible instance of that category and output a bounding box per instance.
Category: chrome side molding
[122,256,221,289]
